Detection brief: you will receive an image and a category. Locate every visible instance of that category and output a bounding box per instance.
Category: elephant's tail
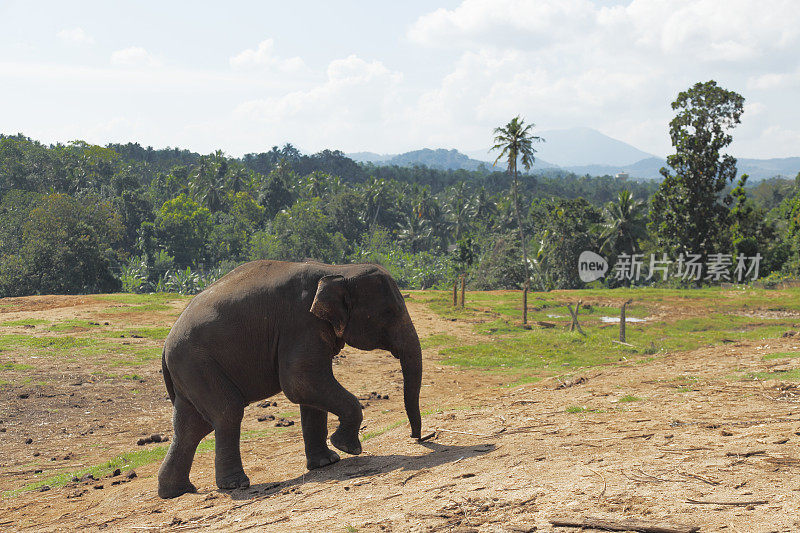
[162,349,176,404]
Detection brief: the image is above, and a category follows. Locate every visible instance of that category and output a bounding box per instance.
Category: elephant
[157,260,423,499]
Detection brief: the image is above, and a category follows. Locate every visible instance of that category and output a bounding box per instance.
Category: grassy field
[412,286,800,384]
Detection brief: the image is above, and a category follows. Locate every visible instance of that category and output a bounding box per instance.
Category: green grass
[119,326,171,340]
[763,352,800,360]
[0,333,163,369]
[618,394,642,403]
[48,319,103,332]
[420,333,460,349]
[1,361,35,371]
[415,289,799,383]
[93,293,186,304]
[565,405,587,413]
[0,334,99,353]
[745,369,800,381]
[0,318,48,327]
[102,303,172,313]
[361,420,405,442]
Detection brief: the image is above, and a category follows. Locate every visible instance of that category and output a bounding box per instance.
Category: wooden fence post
[460,275,465,308]
[523,279,529,325]
[567,300,585,336]
[453,279,458,307]
[620,299,633,343]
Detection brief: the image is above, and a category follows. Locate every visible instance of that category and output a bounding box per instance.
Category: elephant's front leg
[300,405,340,469]
[281,356,363,457]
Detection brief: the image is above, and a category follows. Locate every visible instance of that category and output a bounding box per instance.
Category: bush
[0,193,122,296]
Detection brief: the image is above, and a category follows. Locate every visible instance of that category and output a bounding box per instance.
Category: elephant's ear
[310,275,349,337]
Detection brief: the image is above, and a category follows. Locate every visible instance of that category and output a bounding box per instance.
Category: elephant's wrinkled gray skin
[157,260,423,498]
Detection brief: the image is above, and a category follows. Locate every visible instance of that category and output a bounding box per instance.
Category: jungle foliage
[0,81,798,296]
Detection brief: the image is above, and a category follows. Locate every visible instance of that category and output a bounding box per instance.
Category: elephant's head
[310,266,423,439]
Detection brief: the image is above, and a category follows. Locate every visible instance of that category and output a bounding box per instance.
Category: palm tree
[492,116,543,324]
[443,183,475,242]
[472,186,498,223]
[598,190,647,257]
[397,213,432,253]
[201,178,224,212]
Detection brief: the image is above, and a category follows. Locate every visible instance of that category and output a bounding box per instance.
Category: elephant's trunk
[394,320,423,439]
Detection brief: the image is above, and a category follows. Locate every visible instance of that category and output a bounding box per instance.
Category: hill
[349,148,495,171]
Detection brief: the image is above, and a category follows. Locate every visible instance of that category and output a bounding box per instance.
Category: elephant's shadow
[228,441,496,501]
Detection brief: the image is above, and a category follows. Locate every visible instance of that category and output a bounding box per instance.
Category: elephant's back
[164,260,327,355]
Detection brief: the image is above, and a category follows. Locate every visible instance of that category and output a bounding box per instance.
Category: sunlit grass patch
[420,333,460,349]
[93,293,186,304]
[102,303,172,313]
[48,319,103,332]
[440,328,638,371]
[122,326,171,340]
[763,352,800,360]
[0,318,48,327]
[0,334,99,354]
[618,394,642,403]
[745,369,800,381]
[1,361,35,371]
[416,288,798,378]
[0,333,163,367]
[361,420,405,442]
[108,346,163,367]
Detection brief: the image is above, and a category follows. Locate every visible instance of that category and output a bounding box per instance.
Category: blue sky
[2,0,799,159]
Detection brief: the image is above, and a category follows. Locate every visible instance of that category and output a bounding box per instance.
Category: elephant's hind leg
[170,354,250,492]
[211,401,249,491]
[158,395,212,498]
[300,405,340,469]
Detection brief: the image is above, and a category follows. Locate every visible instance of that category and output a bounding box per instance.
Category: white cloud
[230,39,306,72]
[235,55,403,151]
[403,0,800,156]
[747,70,800,91]
[407,0,595,48]
[110,47,161,68]
[410,0,800,62]
[57,27,94,45]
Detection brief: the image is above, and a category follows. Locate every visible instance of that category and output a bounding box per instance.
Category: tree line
[0,80,798,297]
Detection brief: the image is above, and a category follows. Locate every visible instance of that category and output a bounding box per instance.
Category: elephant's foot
[158,480,197,499]
[306,448,340,470]
[330,428,362,455]
[216,470,250,491]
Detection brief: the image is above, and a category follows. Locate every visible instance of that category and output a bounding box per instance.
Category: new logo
[578,251,608,282]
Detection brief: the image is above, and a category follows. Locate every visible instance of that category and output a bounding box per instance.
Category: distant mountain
[347,151,391,164]
[348,148,494,171]
[738,157,800,181]
[561,156,800,181]
[561,157,665,179]
[348,126,800,179]
[466,127,657,167]
[538,127,657,166]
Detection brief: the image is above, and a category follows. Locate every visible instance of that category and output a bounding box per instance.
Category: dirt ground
[1,293,800,532]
